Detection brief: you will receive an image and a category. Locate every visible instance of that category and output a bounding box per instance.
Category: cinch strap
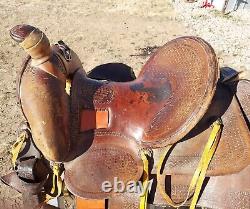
[157,119,223,209]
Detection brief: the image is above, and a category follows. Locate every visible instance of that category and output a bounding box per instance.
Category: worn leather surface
[69,37,218,148]
[12,24,83,162]
[108,166,250,209]
[153,166,250,209]
[108,192,140,209]
[63,36,219,199]
[152,84,250,176]
[8,24,250,209]
[19,58,71,162]
[236,80,250,122]
[107,80,250,209]
[1,172,47,195]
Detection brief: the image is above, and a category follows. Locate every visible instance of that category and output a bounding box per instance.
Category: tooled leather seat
[6,24,250,209]
[64,36,220,199]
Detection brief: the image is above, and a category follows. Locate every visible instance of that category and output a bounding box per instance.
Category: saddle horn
[10,24,83,75]
[10,24,51,66]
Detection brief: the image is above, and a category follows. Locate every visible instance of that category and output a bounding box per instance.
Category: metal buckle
[55,40,72,62]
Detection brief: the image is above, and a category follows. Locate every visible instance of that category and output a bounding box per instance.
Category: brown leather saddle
[4,24,250,209]
[108,79,250,209]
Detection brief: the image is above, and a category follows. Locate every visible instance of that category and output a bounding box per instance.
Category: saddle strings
[156,118,223,209]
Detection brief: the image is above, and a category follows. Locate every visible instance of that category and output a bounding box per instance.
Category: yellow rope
[157,119,223,208]
[139,151,150,209]
[45,163,63,202]
[11,132,27,167]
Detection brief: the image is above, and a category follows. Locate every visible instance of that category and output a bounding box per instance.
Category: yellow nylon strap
[157,119,223,208]
[45,163,63,202]
[140,151,149,209]
[11,132,27,167]
[189,119,222,209]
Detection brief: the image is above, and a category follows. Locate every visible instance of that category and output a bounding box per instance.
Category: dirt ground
[0,0,249,208]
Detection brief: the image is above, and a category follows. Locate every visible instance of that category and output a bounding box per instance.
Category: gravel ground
[173,0,250,71]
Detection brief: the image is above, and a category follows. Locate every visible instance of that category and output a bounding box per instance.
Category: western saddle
[1,24,249,209]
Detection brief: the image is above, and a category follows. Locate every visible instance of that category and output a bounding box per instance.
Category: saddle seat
[64,37,219,199]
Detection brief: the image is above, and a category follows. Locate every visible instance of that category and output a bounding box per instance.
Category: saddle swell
[19,60,70,162]
[12,24,83,162]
